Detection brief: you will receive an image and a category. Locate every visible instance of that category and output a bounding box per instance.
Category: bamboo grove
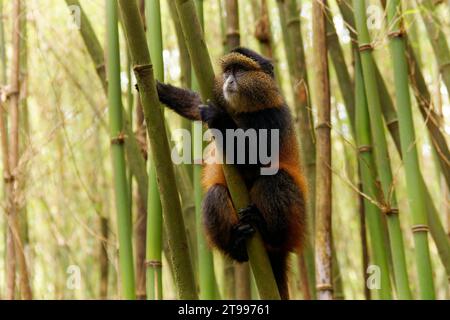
[0,0,449,300]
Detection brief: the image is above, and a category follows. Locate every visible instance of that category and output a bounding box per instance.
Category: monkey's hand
[228,205,268,262]
[229,222,254,262]
[199,101,226,129]
[238,204,269,240]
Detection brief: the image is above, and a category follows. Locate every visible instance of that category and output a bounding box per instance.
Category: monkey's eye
[223,69,232,78]
[234,69,246,78]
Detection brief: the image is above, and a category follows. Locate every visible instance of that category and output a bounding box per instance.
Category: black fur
[202,184,255,262]
[202,103,293,184]
[156,81,202,120]
[268,251,289,300]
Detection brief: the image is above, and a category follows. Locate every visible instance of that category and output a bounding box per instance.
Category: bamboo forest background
[0,0,449,300]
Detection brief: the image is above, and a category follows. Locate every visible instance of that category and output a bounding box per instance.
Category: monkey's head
[215,47,284,113]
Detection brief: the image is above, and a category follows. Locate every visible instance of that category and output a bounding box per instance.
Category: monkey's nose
[226,78,237,92]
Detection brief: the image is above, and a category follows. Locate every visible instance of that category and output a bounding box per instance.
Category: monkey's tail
[268,251,289,300]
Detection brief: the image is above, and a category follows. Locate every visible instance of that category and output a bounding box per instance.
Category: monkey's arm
[156,82,202,120]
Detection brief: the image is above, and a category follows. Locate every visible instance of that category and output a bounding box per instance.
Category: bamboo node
[4,88,19,99]
[145,260,162,268]
[386,118,399,128]
[111,131,126,145]
[411,224,429,233]
[136,293,147,300]
[255,15,270,44]
[286,18,300,28]
[315,122,331,130]
[326,30,338,37]
[134,64,154,91]
[96,63,106,73]
[358,43,373,52]
[316,283,333,292]
[383,207,399,216]
[387,29,405,39]
[3,174,14,183]
[358,145,372,153]
[226,30,240,37]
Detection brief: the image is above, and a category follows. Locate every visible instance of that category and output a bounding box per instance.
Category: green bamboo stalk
[312,0,333,300]
[418,0,450,99]
[175,0,280,300]
[339,0,450,279]
[118,0,198,300]
[167,0,194,182]
[146,164,163,299]
[125,41,134,162]
[277,0,317,300]
[190,0,218,300]
[146,0,163,81]
[353,53,395,300]
[106,0,135,300]
[144,0,164,301]
[353,1,402,299]
[353,0,412,299]
[386,0,435,299]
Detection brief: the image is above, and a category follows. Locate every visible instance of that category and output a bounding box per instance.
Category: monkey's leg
[246,170,305,300]
[248,169,305,252]
[203,184,255,262]
[156,82,201,120]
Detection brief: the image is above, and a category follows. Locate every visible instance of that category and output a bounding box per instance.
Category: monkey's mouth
[225,87,237,94]
[223,85,238,102]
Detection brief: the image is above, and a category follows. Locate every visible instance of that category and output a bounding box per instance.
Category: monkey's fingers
[238,204,269,241]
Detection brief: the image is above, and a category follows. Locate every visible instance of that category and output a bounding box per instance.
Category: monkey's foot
[229,222,255,262]
[238,204,268,239]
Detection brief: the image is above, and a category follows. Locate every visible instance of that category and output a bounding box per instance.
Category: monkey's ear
[231,47,274,78]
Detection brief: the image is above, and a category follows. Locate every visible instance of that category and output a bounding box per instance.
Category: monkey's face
[222,67,243,105]
[217,52,283,113]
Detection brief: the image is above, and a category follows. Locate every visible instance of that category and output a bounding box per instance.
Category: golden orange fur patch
[220,52,261,72]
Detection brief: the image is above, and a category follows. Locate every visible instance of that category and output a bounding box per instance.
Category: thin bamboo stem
[7,0,33,300]
[387,0,435,299]
[312,0,333,301]
[189,0,218,300]
[106,0,135,299]
[144,0,164,301]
